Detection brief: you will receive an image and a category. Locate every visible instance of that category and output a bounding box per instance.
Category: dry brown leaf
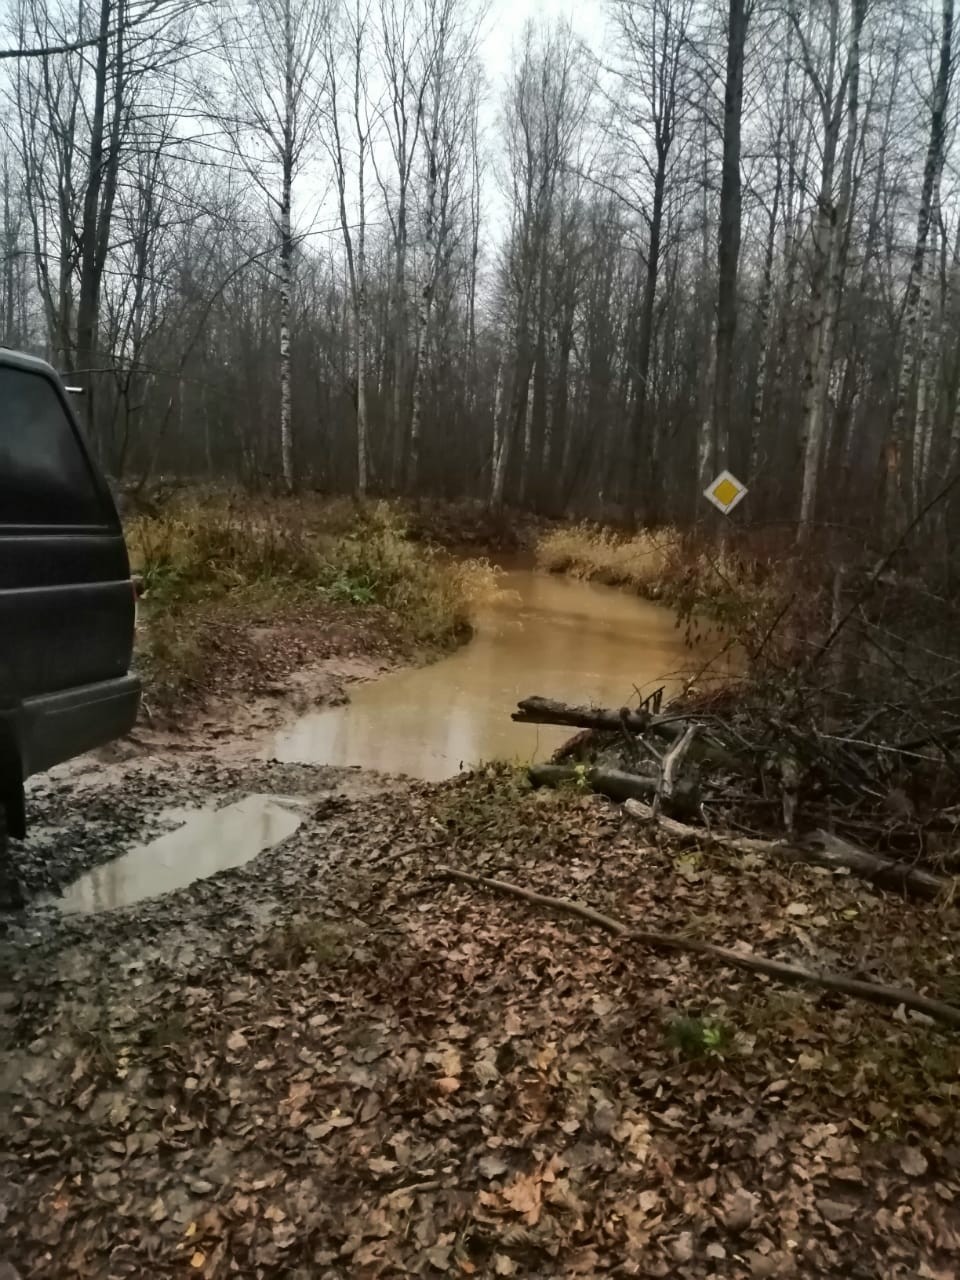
[474,1052,499,1086]
[493,1255,518,1276]
[226,1030,247,1052]
[440,1046,462,1077]
[817,1198,857,1224]
[900,1147,929,1176]
[669,1232,694,1262]
[502,1174,542,1226]
[286,1080,310,1103]
[613,1112,652,1161]
[424,1244,453,1269]
[796,1051,822,1070]
[536,1043,558,1071]
[189,1252,205,1270]
[503,1009,523,1037]
[359,1091,381,1122]
[754,1131,779,1157]
[478,1154,509,1180]
[724,1188,758,1232]
[437,1075,461,1094]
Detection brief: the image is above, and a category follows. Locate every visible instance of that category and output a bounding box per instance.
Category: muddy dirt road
[5,744,959,1279]
[2,576,957,1278]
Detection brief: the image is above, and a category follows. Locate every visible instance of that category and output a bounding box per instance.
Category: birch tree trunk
[221,0,327,493]
[749,57,788,475]
[795,0,865,541]
[912,212,940,510]
[278,0,295,493]
[407,125,438,490]
[887,0,953,530]
[467,97,481,414]
[1,153,17,345]
[327,1,371,499]
[519,361,535,503]
[356,219,369,498]
[490,357,507,508]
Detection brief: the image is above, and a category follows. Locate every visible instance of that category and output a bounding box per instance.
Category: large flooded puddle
[58,795,304,914]
[271,568,733,780]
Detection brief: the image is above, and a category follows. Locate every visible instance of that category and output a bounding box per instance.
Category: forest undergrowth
[125,493,499,718]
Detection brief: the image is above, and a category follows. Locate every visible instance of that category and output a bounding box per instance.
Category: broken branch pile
[513,691,960,903]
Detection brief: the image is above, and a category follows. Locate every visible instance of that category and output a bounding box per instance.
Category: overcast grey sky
[480,0,601,92]
[475,0,603,240]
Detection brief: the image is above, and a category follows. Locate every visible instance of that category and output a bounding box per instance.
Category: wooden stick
[528,763,700,818]
[435,865,960,1031]
[660,724,698,801]
[623,799,951,903]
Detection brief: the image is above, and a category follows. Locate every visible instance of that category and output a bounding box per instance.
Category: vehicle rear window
[0,366,108,526]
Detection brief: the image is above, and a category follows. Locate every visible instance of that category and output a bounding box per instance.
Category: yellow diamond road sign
[704,469,747,515]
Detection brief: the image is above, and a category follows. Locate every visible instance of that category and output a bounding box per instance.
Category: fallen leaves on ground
[2,765,959,1277]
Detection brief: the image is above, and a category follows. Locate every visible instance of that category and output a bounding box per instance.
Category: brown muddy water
[271,568,735,781]
[57,795,305,913]
[52,570,732,915]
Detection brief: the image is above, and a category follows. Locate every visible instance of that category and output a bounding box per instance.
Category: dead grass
[127,496,501,712]
[536,524,682,592]
[536,523,819,666]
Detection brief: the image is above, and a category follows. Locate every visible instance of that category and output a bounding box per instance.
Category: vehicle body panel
[0,349,140,828]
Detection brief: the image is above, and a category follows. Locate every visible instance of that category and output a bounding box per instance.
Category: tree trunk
[632,158,666,518]
[355,37,369,499]
[912,213,940,511]
[390,219,407,488]
[519,360,535,503]
[796,0,865,541]
[490,357,509,509]
[75,0,123,447]
[749,61,787,475]
[356,279,369,498]
[279,2,295,494]
[711,0,750,472]
[2,154,16,345]
[887,0,953,530]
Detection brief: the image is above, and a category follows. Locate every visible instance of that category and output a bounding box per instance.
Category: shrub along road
[2,757,958,1278]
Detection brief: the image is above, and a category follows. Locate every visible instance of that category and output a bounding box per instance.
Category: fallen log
[529,763,700,818]
[513,695,685,740]
[436,864,960,1031]
[623,800,951,903]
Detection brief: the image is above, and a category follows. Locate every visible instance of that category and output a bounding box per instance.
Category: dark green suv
[0,349,140,904]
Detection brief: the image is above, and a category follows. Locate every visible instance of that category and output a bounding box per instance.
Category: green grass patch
[665,1013,735,1060]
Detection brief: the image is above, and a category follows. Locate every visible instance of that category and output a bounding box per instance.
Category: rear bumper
[15,674,141,778]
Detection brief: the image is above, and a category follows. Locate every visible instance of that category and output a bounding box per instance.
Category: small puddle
[58,795,304,914]
[271,568,735,781]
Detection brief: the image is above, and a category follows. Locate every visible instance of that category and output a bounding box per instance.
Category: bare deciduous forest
[9,6,960,1277]
[2,0,958,537]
